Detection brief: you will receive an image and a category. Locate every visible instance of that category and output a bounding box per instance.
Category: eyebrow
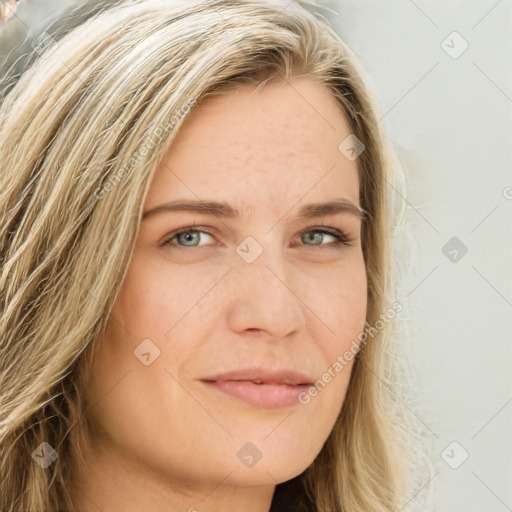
[142,197,368,222]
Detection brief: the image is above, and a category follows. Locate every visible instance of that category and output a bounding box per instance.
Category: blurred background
[1,1,511,511]
[0,0,115,86]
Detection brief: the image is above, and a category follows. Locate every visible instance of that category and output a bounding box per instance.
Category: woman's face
[83,76,367,502]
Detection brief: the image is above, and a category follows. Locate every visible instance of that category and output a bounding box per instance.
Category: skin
[71,76,367,512]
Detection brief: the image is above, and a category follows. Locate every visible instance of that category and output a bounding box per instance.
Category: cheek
[304,263,366,420]
[316,259,367,363]
[321,257,367,327]
[109,257,182,338]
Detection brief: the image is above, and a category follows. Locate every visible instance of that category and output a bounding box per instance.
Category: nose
[225,241,307,338]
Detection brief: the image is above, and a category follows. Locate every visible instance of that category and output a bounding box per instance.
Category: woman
[0,0,431,510]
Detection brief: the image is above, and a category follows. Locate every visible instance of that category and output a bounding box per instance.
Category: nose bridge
[234,232,287,293]
[227,232,306,336]
[235,227,290,283]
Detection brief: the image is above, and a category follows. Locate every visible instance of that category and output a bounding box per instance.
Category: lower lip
[201,380,313,409]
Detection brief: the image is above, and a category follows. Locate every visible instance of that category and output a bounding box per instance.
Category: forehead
[146,76,360,210]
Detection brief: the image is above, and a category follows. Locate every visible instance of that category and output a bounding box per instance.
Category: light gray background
[1,1,511,511]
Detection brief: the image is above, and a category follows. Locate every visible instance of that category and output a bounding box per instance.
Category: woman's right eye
[161,228,215,248]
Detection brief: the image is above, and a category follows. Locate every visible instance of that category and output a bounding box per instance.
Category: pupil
[180,232,197,245]
[305,232,321,244]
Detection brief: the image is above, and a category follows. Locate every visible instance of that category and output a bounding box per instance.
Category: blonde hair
[0,1,433,510]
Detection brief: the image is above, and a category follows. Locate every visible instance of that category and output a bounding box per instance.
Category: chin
[215,434,318,486]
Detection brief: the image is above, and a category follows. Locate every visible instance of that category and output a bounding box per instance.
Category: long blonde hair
[0,1,433,510]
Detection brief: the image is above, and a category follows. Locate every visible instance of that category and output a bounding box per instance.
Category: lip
[202,380,313,408]
[200,367,315,409]
[202,367,315,386]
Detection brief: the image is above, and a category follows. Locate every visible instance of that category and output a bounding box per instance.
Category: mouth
[200,377,314,409]
[200,366,315,408]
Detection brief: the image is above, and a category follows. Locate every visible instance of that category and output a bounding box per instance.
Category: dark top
[269,475,316,512]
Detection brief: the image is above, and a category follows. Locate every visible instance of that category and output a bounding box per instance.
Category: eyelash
[161,225,351,249]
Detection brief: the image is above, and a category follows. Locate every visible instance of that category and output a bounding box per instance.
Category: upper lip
[201,366,315,386]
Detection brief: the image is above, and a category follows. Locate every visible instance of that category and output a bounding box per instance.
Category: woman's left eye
[297,228,350,247]
[161,227,351,248]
